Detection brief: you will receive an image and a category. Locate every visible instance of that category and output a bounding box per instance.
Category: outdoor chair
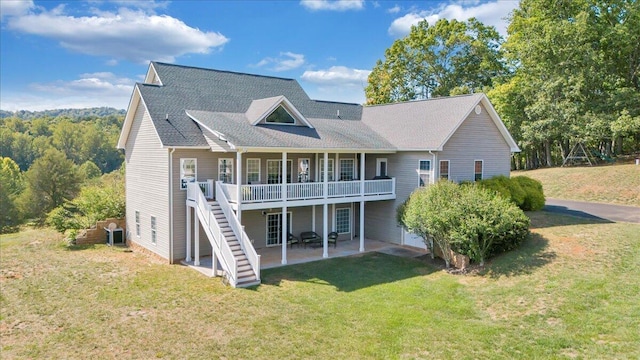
[300,231,322,248]
[287,233,300,248]
[328,232,338,248]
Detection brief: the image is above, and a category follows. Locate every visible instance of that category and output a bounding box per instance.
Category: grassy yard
[513,163,640,206]
[1,215,639,359]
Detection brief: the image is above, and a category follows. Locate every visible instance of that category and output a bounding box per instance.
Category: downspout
[169,148,176,264]
[428,150,437,184]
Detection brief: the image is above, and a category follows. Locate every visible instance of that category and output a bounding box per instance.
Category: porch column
[236,151,242,221]
[312,205,316,232]
[323,152,329,258]
[360,152,365,252]
[186,205,192,262]
[281,152,288,265]
[194,210,200,266]
[212,247,218,277]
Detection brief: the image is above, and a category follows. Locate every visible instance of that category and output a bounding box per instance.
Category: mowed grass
[513,163,640,206]
[2,215,639,359]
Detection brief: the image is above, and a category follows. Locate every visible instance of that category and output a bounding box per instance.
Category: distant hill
[0,107,126,120]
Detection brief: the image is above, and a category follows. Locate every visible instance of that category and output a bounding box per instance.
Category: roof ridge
[312,99,362,106]
[364,93,483,108]
[152,61,298,82]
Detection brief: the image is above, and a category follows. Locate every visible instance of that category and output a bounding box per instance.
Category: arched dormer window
[265,105,296,125]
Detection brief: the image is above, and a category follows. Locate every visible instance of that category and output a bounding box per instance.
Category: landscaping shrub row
[477,175,545,211]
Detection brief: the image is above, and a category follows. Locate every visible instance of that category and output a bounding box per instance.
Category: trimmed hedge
[478,175,545,211]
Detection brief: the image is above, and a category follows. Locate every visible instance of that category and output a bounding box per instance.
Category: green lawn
[513,163,640,206]
[1,215,639,359]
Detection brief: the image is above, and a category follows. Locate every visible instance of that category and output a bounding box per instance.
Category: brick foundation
[75,218,126,245]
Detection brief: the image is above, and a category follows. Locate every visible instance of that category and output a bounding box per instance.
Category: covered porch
[183,237,428,276]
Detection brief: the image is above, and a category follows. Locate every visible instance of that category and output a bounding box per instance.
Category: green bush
[478,175,525,207]
[399,181,531,266]
[512,176,545,211]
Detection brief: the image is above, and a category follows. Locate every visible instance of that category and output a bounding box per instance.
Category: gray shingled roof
[142,62,362,147]
[361,94,484,150]
[186,110,395,151]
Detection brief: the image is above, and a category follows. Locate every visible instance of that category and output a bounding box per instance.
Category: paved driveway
[544,198,640,224]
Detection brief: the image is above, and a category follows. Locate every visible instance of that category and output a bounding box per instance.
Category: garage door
[403,229,427,249]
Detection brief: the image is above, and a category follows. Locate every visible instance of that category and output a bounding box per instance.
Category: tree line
[0,110,125,233]
[365,0,640,169]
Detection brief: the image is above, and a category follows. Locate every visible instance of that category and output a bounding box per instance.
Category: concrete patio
[182,237,428,278]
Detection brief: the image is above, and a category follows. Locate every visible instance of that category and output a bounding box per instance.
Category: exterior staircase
[187,181,260,288]
[210,203,259,287]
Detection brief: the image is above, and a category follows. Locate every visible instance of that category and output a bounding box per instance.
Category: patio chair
[287,233,300,248]
[328,232,338,248]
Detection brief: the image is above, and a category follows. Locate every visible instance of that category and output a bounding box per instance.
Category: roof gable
[246,95,313,128]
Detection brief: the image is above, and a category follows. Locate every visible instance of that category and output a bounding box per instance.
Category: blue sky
[0,0,519,111]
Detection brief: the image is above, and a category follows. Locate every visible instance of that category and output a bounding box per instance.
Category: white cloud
[301,66,370,86]
[254,52,305,72]
[1,72,134,111]
[388,1,519,38]
[387,5,401,14]
[5,6,228,63]
[300,0,364,11]
[0,0,33,19]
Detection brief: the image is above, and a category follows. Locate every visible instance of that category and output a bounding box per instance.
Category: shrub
[512,176,545,211]
[399,181,531,266]
[478,175,526,209]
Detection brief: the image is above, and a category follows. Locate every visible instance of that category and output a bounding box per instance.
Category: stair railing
[216,181,261,282]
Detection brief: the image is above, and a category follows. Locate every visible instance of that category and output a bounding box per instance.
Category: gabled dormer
[246,95,313,128]
[144,62,163,85]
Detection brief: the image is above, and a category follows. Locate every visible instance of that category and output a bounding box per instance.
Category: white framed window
[180,158,197,189]
[298,158,310,183]
[266,212,292,246]
[267,159,293,184]
[474,160,483,181]
[246,158,261,184]
[339,159,355,181]
[135,210,140,237]
[319,158,334,182]
[335,208,351,234]
[150,216,157,245]
[218,158,234,184]
[265,105,296,125]
[439,160,450,180]
[376,158,388,177]
[418,160,431,187]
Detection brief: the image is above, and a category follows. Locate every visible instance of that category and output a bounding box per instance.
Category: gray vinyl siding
[438,104,511,182]
[365,105,512,244]
[171,149,218,261]
[364,152,432,244]
[125,103,170,260]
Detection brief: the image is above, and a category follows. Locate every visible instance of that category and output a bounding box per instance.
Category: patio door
[266,212,292,246]
[267,160,293,184]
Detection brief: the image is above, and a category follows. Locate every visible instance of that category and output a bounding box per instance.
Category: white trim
[246,158,261,184]
[417,159,431,187]
[144,62,163,85]
[180,158,197,190]
[218,158,234,184]
[439,160,450,180]
[334,207,351,235]
[150,215,157,245]
[265,211,292,247]
[250,96,314,129]
[338,158,355,181]
[319,158,334,182]
[474,159,484,181]
[135,210,140,238]
[267,159,293,184]
[376,158,388,177]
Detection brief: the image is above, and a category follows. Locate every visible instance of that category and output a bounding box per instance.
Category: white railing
[216,181,261,282]
[228,179,395,203]
[241,183,282,202]
[287,182,324,200]
[328,181,361,197]
[197,180,214,199]
[364,178,395,195]
[188,182,237,286]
